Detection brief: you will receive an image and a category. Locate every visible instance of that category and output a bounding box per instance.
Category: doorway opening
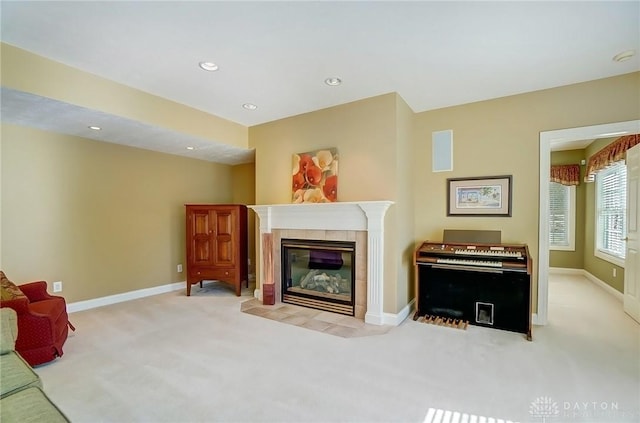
[538,119,639,325]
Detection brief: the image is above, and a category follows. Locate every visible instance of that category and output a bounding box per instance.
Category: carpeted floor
[33,275,639,423]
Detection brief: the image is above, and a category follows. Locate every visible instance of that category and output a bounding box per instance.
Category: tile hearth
[240,299,392,338]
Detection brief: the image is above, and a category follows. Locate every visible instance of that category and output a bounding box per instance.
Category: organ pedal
[413,312,468,331]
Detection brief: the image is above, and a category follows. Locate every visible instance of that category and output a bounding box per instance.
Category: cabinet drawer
[191,268,236,281]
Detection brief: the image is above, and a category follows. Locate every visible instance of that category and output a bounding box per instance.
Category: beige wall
[231,163,256,277]
[395,95,416,310]
[0,128,2,270]
[414,72,639,310]
[1,124,234,302]
[250,93,407,313]
[549,149,586,269]
[583,138,626,291]
[251,93,399,204]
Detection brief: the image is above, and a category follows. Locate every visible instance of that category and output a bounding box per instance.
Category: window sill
[550,245,575,252]
[594,249,625,268]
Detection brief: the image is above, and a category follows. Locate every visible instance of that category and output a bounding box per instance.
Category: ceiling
[1,1,638,164]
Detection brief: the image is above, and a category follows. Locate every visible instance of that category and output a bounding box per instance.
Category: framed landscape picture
[447,175,512,216]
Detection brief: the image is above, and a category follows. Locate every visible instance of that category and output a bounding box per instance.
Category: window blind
[597,162,627,258]
[549,182,570,246]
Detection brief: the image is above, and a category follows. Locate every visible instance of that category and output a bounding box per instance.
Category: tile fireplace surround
[248,201,394,325]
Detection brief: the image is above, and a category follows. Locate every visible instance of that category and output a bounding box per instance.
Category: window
[595,161,627,264]
[549,182,576,250]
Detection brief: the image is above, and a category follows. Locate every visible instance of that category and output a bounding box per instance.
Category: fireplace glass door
[281,239,355,315]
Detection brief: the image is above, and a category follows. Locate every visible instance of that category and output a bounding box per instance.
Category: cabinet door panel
[193,237,212,264]
[214,210,236,266]
[190,209,214,265]
[215,210,233,236]
[193,210,211,236]
[215,239,233,263]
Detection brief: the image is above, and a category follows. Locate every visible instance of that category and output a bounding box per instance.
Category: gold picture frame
[447,175,512,216]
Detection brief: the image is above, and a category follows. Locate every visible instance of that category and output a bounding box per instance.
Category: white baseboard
[67,281,185,313]
[383,299,415,326]
[550,267,623,302]
[583,271,623,302]
[549,267,584,275]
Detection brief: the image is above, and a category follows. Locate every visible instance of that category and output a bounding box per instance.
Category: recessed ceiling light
[324,77,342,86]
[198,61,219,71]
[612,50,635,62]
[186,146,195,150]
[88,126,101,130]
[242,103,257,110]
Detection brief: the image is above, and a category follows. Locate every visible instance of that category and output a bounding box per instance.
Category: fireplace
[281,239,356,315]
[248,201,394,325]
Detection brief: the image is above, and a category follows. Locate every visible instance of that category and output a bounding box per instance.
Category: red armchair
[0,278,74,367]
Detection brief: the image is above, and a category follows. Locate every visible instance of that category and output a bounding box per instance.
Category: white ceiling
[1,1,638,163]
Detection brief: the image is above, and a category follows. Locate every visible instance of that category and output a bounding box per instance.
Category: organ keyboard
[415,242,529,272]
[453,247,521,258]
[436,258,502,268]
[414,240,532,340]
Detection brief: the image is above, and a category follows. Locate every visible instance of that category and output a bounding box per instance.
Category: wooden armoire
[185,204,248,296]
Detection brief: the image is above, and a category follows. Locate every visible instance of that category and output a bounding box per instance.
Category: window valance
[585,134,639,182]
[550,164,580,186]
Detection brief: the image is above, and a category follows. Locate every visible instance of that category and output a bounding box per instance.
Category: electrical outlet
[177,264,183,273]
[248,258,251,266]
[613,268,617,277]
[53,281,63,293]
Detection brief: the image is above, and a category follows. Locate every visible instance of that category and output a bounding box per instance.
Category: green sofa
[0,308,70,422]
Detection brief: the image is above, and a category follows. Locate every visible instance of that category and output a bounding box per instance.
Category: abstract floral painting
[292,148,338,203]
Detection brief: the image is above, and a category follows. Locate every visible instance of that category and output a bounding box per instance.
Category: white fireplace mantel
[248,201,394,325]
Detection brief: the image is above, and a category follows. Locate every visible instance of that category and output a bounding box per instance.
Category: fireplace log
[298,269,353,295]
[312,273,330,283]
[300,269,319,288]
